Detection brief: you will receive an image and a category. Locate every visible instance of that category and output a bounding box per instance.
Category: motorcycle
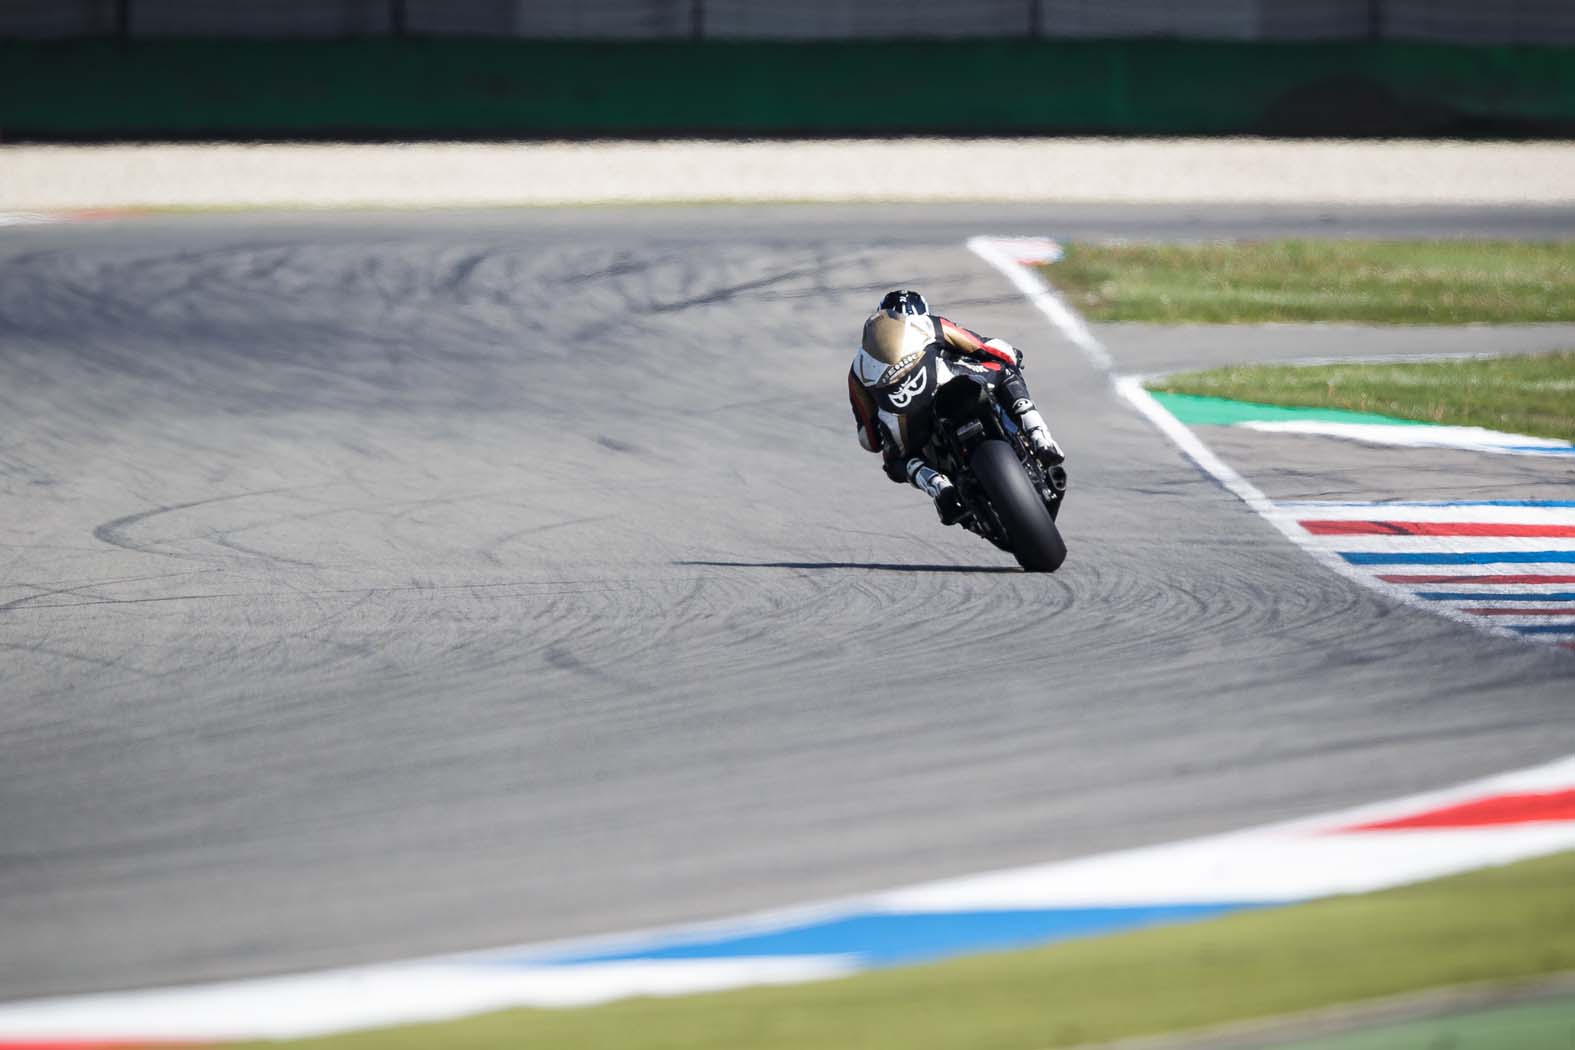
[873,347,1068,573]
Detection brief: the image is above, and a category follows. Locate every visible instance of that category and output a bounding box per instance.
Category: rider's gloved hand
[982,337,1022,368]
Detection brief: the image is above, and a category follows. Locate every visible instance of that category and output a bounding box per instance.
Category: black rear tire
[969,439,1067,573]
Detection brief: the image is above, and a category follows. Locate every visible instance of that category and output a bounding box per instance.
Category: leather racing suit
[846,307,1062,520]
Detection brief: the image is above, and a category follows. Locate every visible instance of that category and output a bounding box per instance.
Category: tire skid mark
[92,489,292,557]
[0,569,219,614]
[0,640,154,676]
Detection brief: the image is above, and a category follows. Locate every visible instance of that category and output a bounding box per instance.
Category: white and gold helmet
[859,289,937,372]
[855,289,943,424]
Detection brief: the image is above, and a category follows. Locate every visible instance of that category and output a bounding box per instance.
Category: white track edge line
[963,234,1547,649]
[1114,376,1532,646]
[966,235,1113,371]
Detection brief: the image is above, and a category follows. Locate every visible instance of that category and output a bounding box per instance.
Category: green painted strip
[1262,994,1575,1050]
[3,39,1575,138]
[1149,390,1430,428]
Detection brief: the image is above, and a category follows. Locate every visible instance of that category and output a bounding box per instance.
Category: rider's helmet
[879,289,929,318]
[861,289,938,372]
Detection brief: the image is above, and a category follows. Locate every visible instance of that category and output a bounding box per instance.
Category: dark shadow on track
[677,560,1021,574]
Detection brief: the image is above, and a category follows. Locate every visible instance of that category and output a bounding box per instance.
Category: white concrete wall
[3,139,1571,210]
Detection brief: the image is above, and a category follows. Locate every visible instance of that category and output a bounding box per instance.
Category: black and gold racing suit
[847,312,1032,485]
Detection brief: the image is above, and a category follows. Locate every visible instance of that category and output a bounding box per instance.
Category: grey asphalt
[1106,322,1575,378]
[2,206,1572,1002]
[1204,427,1575,504]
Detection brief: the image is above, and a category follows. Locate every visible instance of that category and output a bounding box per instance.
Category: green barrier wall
[3,38,1574,139]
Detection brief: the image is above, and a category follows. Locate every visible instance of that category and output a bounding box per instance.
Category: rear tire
[969,439,1067,572]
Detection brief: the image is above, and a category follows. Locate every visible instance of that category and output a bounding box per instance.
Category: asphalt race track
[3,204,1573,1000]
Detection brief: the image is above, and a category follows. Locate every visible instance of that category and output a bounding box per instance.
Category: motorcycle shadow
[677,560,1021,574]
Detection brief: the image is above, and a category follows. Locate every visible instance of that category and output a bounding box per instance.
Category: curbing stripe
[6,755,1575,1043]
[1343,790,1575,831]
[1314,536,1575,554]
[1417,592,1575,602]
[1462,607,1575,617]
[1300,521,1575,538]
[538,904,1258,968]
[1340,550,1575,566]
[1378,575,1575,584]
[8,757,1575,1045]
[1280,501,1575,512]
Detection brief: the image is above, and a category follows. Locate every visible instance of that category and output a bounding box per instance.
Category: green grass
[1043,240,1575,323]
[1147,351,1575,443]
[237,851,1575,1050]
[1266,996,1575,1050]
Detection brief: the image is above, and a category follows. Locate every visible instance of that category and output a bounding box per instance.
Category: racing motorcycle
[873,347,1068,573]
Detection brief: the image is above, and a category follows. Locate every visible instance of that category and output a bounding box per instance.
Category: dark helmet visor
[879,289,929,316]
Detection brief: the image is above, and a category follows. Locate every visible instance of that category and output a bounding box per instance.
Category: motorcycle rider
[847,289,1064,525]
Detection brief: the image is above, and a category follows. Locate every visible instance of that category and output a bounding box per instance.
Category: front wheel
[969,439,1067,573]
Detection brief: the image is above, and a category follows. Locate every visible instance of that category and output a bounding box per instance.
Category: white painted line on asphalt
[1116,376,1538,647]
[1274,502,1575,523]
[1240,420,1575,457]
[965,234,1569,651]
[1291,535,1575,554]
[966,236,1113,371]
[0,958,857,1042]
[881,815,1575,912]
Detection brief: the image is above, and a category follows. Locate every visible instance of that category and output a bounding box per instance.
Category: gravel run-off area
[2,138,1573,210]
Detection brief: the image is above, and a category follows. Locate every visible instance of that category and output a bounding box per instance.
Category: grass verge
[237,850,1575,1050]
[1266,995,1575,1050]
[1148,351,1575,443]
[1042,240,1575,323]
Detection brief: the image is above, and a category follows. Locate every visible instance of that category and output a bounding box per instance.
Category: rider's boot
[1011,398,1065,467]
[907,458,965,525]
[998,371,1065,467]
